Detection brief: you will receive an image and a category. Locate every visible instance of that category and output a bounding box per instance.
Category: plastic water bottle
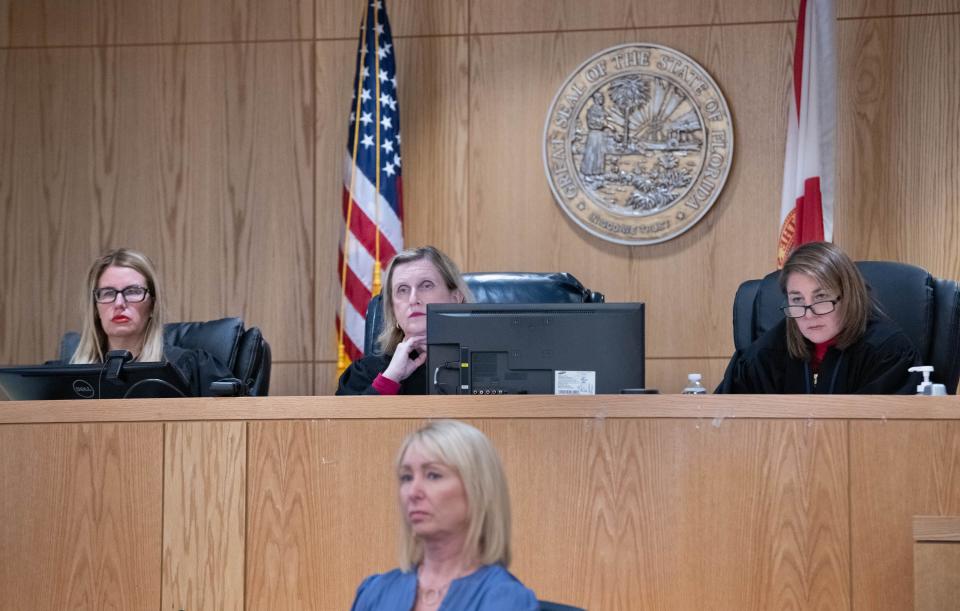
[682,373,707,395]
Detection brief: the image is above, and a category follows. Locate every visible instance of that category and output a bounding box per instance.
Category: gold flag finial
[372,260,382,295]
[336,342,350,376]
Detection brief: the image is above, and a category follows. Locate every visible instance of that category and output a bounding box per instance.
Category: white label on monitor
[555,371,596,395]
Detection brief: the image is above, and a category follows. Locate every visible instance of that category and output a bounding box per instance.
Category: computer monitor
[0,361,190,400]
[426,302,645,395]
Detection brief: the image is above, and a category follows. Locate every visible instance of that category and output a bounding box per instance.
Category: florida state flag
[778,0,837,266]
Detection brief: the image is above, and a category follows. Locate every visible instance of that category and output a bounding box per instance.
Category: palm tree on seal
[608,75,650,145]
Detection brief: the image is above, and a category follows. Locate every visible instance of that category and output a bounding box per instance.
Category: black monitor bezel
[426,302,645,395]
[0,361,191,401]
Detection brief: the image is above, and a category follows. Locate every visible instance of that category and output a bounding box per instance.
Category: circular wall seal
[543,44,734,245]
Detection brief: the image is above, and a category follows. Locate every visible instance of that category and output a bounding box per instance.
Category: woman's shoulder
[338,354,392,382]
[351,568,414,611]
[752,318,789,349]
[736,318,789,364]
[860,316,920,355]
[351,353,392,370]
[465,564,538,609]
[336,353,392,395]
[361,566,409,584]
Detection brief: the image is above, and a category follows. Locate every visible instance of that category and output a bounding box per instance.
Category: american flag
[337,0,403,372]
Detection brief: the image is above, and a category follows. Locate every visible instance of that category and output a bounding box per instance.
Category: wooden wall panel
[162,422,246,611]
[468,24,792,359]
[271,362,316,396]
[315,361,339,395]
[246,420,326,610]
[913,516,960,611]
[914,541,960,611]
[839,0,960,18]
[0,6,8,46]
[315,39,353,372]
[470,0,796,34]
[0,42,314,365]
[645,356,731,393]
[0,0,312,47]
[245,419,418,610]
[0,48,97,364]
[159,41,314,362]
[396,36,470,268]
[489,418,849,610]
[245,417,848,610]
[850,421,960,611]
[837,14,960,279]
[316,0,468,39]
[0,423,163,611]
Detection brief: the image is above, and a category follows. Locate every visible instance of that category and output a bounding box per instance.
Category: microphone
[104,350,133,383]
[209,377,249,397]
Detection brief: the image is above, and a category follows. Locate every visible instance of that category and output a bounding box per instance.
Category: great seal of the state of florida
[543,43,734,245]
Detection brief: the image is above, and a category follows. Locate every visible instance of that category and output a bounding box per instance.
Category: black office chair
[732,261,960,393]
[59,317,272,396]
[539,601,586,611]
[363,271,605,355]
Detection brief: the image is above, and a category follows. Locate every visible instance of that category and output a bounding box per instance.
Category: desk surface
[2,393,960,424]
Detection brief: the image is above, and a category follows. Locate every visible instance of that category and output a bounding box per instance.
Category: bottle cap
[688,373,702,383]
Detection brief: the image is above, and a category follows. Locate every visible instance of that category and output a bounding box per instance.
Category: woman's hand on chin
[383,334,427,383]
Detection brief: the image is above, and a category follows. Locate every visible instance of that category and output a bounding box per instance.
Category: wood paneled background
[3,398,959,610]
[1,0,958,395]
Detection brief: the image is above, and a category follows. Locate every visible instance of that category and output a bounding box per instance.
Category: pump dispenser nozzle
[907,365,945,395]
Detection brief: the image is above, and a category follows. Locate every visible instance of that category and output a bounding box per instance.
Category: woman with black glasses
[717,241,920,394]
[68,248,231,396]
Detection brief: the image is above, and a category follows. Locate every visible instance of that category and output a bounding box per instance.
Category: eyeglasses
[93,285,150,304]
[780,298,840,319]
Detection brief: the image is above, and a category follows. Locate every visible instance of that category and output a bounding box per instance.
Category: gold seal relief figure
[544,44,734,245]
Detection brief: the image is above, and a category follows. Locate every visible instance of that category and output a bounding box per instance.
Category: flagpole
[337,5,370,375]
[372,3,384,295]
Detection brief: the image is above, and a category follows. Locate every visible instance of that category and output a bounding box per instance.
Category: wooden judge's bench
[1,395,959,611]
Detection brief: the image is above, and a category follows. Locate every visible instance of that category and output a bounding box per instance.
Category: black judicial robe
[716,317,921,394]
[164,344,235,397]
[336,354,428,395]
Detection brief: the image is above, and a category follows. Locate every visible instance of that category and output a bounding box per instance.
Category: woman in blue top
[351,420,538,611]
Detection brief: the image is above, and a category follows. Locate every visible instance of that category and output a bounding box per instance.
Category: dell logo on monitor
[72,379,95,399]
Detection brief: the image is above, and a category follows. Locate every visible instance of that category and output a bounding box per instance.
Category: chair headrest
[363,271,603,356]
[59,332,81,363]
[857,261,934,360]
[464,272,603,304]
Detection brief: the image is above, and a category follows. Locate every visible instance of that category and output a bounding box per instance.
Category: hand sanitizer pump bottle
[682,373,707,395]
[908,365,947,396]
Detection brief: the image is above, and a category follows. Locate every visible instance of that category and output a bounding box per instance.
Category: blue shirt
[350,563,538,611]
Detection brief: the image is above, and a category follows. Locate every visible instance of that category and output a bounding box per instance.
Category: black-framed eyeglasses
[93,285,150,304]
[780,298,840,319]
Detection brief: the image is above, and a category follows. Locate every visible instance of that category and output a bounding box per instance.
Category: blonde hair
[70,248,165,364]
[780,241,873,360]
[395,420,512,572]
[376,246,472,355]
